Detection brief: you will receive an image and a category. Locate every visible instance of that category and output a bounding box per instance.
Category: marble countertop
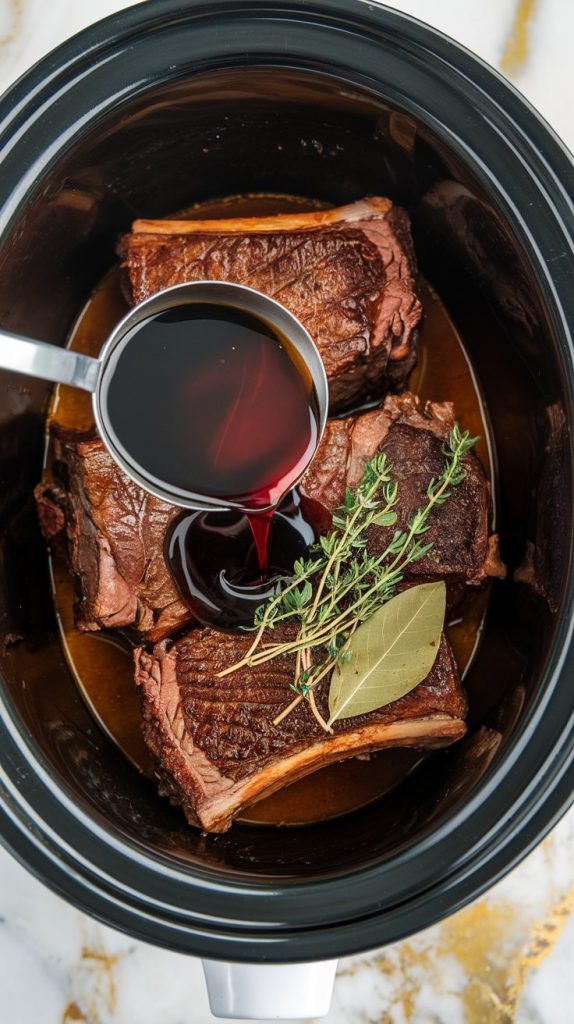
[1,1,573,1022]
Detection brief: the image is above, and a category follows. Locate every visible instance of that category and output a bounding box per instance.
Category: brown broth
[46,193,492,828]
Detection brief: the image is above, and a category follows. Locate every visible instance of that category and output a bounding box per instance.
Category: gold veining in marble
[437,901,513,1023]
[62,1003,86,1023]
[335,874,574,1023]
[503,881,574,1018]
[0,0,22,47]
[61,925,122,1024]
[500,0,538,76]
[440,884,574,1022]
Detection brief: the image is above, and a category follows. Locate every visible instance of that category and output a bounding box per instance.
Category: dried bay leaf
[327,581,446,725]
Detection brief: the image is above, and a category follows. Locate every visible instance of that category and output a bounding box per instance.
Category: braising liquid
[167,489,318,630]
[46,192,493,827]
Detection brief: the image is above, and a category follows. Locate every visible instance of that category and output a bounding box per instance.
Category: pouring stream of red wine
[104,302,321,628]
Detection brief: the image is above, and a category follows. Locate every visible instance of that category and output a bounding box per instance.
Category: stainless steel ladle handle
[0,329,99,392]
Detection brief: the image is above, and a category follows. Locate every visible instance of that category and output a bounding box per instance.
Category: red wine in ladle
[105,302,321,621]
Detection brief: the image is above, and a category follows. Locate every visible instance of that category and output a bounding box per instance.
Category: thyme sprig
[217,424,478,729]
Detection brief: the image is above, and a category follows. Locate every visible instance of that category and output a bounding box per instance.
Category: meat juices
[120,197,423,412]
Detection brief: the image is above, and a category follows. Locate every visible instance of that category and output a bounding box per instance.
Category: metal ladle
[0,281,329,510]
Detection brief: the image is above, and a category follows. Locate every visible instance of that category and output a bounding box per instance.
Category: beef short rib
[35,428,190,642]
[134,627,467,832]
[120,198,422,411]
[35,394,503,641]
[301,392,505,587]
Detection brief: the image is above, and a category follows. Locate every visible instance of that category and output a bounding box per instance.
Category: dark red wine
[248,508,273,572]
[166,489,319,630]
[106,303,320,511]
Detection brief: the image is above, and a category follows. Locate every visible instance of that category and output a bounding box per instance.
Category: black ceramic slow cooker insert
[0,0,573,971]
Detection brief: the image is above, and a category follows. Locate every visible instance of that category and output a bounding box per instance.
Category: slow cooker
[0,1,573,1017]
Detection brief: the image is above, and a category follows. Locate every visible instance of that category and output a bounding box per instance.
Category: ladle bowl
[0,280,329,511]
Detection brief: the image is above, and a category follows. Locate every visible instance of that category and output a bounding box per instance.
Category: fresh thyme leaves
[217,424,479,730]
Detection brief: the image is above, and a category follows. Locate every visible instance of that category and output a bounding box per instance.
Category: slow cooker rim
[0,0,571,158]
[1,0,574,961]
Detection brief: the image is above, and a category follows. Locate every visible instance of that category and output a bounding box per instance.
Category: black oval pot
[0,0,573,964]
